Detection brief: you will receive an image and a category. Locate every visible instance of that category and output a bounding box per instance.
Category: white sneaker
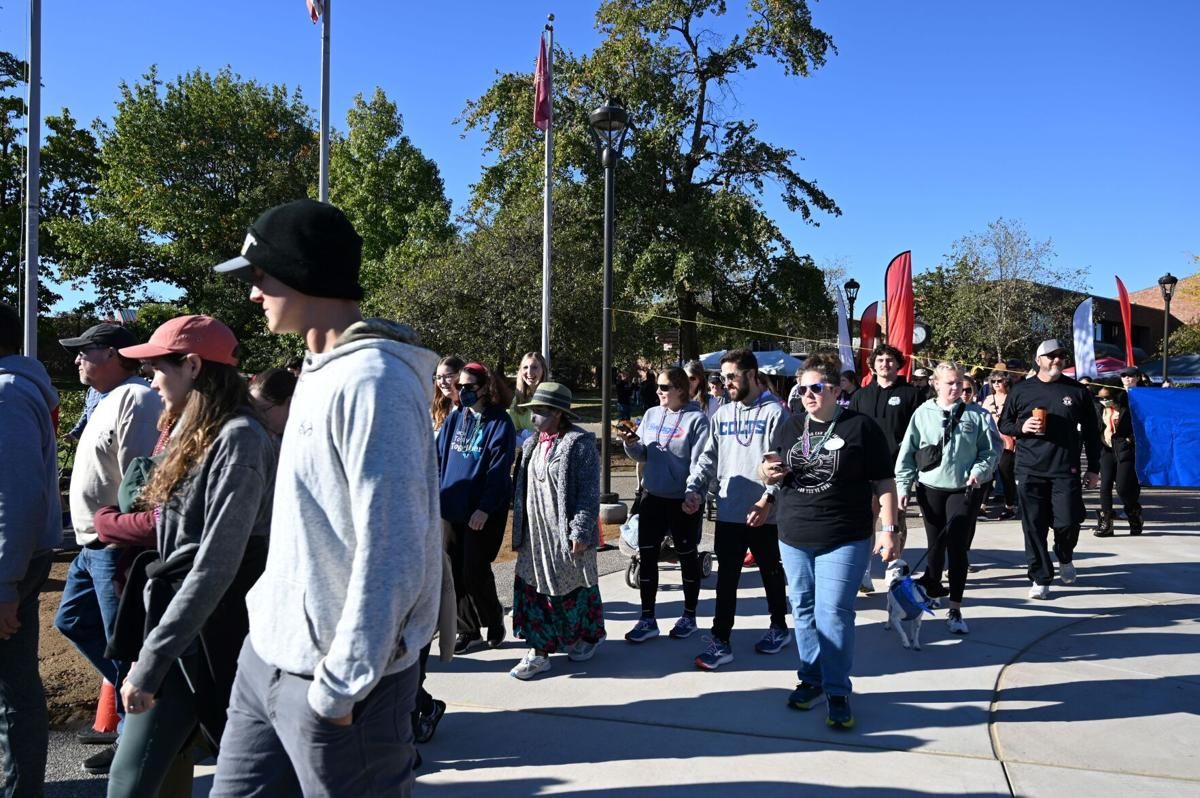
[946,608,969,635]
[567,638,601,662]
[859,566,873,594]
[509,650,551,680]
[1060,562,1076,585]
[1028,583,1050,600]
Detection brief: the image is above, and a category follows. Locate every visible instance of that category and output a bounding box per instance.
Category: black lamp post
[1159,272,1178,383]
[844,277,860,366]
[589,98,629,503]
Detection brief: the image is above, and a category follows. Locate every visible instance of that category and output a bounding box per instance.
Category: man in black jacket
[847,344,923,590]
[1000,339,1100,599]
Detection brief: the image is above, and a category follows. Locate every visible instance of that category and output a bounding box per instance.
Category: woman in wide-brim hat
[507,382,605,680]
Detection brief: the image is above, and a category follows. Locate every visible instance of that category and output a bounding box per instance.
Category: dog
[883,559,928,651]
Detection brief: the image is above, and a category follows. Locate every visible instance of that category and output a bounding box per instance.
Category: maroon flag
[884,250,914,378]
[1116,276,1135,366]
[307,0,324,23]
[859,302,880,386]
[534,35,551,131]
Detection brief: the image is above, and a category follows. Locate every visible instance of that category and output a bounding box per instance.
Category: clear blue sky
[3,0,1196,314]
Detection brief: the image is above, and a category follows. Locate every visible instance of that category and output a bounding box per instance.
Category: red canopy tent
[1064,356,1128,378]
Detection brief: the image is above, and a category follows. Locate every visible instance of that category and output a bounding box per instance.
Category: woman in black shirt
[758,353,900,730]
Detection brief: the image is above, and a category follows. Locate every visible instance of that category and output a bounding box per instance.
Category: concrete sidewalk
[409,487,1198,797]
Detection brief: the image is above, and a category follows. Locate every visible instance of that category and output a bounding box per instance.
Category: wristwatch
[764,493,776,505]
[881,524,897,533]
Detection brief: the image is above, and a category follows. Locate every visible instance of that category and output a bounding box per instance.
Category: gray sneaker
[567,638,602,662]
[509,650,551,680]
[1060,562,1077,585]
[754,626,792,655]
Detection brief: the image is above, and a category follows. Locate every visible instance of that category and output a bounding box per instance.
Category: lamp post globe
[1158,272,1178,383]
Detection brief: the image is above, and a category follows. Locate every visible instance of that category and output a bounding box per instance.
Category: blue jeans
[53,545,128,727]
[0,551,52,798]
[779,537,871,698]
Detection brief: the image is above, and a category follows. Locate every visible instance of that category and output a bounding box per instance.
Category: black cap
[59,323,138,353]
[213,199,364,301]
[1119,367,1141,377]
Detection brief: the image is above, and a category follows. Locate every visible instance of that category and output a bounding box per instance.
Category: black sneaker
[414,699,447,744]
[76,727,118,746]
[486,626,507,649]
[82,742,118,775]
[454,633,481,655]
[787,682,824,710]
[825,695,855,730]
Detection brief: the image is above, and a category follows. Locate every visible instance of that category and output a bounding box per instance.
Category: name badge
[824,437,845,451]
[888,396,901,406]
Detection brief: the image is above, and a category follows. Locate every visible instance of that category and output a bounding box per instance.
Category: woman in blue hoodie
[436,362,516,654]
[617,367,710,643]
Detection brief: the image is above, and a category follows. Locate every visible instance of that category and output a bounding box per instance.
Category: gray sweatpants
[209,639,418,797]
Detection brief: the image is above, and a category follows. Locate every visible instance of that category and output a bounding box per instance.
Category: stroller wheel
[700,551,714,578]
[625,558,640,590]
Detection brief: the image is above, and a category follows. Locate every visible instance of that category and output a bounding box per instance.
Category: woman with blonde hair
[509,351,549,438]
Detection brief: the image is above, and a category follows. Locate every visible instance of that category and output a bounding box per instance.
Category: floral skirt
[512,576,606,654]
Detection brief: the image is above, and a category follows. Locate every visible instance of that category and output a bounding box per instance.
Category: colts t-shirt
[769,409,893,549]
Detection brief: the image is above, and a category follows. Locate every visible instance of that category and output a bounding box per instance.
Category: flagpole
[318,0,331,202]
[23,0,41,357]
[540,14,555,369]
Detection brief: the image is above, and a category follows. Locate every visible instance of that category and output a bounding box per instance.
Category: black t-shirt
[769,409,894,549]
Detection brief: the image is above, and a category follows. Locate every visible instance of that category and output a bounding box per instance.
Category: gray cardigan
[511,426,601,549]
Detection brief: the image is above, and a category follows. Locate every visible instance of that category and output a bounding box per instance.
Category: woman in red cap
[105,315,277,798]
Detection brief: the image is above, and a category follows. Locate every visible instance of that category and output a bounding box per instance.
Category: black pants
[107,665,198,798]
[1016,475,1084,585]
[994,449,1016,509]
[636,493,703,619]
[0,551,51,798]
[915,485,976,603]
[713,522,789,642]
[446,512,507,638]
[1099,442,1141,516]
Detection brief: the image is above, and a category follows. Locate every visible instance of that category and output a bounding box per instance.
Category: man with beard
[1000,339,1100,599]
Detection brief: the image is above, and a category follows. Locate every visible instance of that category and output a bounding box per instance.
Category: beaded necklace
[655,406,684,448]
[733,393,768,448]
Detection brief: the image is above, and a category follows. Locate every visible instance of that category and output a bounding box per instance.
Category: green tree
[461,0,839,364]
[50,67,318,367]
[0,51,100,310]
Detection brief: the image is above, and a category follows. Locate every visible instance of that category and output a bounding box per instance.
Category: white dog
[883,559,925,651]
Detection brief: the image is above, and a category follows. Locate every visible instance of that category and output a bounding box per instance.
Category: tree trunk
[679,291,700,361]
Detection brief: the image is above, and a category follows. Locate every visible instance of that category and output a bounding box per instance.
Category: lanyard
[801,407,843,457]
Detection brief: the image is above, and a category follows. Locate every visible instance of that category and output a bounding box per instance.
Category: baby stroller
[619,513,714,590]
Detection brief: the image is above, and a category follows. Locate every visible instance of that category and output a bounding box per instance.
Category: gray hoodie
[0,355,62,602]
[686,394,786,523]
[623,401,709,499]
[244,320,443,719]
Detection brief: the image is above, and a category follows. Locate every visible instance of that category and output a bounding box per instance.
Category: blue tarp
[1129,388,1200,487]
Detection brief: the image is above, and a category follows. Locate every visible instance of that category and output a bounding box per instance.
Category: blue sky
[3,0,1196,314]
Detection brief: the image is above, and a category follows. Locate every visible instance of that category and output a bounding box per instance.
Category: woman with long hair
[248,367,296,437]
[431,355,465,433]
[508,383,603,680]
[106,316,276,798]
[616,367,709,642]
[509,351,548,437]
[895,362,998,636]
[684,359,719,418]
[837,370,858,408]
[1092,384,1143,537]
[981,371,1017,520]
[436,362,516,653]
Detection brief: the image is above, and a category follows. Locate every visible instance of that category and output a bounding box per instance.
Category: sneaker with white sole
[1028,583,1050,600]
[859,566,873,594]
[694,636,734,670]
[1060,562,1076,585]
[509,650,551,680]
[567,638,601,662]
[625,618,660,643]
[946,608,969,635]
[668,615,698,639]
[754,626,792,654]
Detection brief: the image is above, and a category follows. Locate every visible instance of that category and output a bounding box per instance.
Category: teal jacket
[894,399,998,495]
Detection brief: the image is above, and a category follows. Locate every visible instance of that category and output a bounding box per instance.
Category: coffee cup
[1032,406,1047,434]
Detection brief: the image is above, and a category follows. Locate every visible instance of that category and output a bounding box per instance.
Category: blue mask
[459,388,479,408]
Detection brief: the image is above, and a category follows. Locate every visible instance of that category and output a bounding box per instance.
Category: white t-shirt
[69,378,162,545]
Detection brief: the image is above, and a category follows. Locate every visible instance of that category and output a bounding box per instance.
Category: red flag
[306,0,324,23]
[1116,276,1135,367]
[884,250,914,378]
[859,301,880,386]
[533,35,552,131]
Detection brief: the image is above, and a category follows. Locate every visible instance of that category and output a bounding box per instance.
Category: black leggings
[637,493,703,619]
[994,449,1016,509]
[446,511,507,637]
[915,484,976,604]
[1099,442,1141,516]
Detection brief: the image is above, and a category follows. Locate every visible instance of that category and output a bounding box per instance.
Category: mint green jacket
[894,399,999,495]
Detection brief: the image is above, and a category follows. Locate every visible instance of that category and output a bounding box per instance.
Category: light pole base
[599,501,627,525]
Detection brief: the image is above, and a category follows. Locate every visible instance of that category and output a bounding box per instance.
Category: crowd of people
[0,195,1164,796]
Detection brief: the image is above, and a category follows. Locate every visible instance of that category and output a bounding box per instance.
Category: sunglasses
[720,372,742,383]
[655,382,674,391]
[457,382,479,390]
[797,383,828,396]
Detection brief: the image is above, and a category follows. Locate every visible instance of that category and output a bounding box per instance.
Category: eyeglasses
[720,372,742,383]
[435,373,458,383]
[655,383,674,391]
[797,383,828,396]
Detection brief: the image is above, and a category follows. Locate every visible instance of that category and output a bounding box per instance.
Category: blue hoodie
[0,354,62,602]
[623,401,709,499]
[436,404,516,523]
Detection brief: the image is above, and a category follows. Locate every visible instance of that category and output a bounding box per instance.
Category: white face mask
[531,411,559,432]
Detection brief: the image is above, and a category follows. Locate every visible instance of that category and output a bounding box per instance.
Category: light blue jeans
[779,537,872,698]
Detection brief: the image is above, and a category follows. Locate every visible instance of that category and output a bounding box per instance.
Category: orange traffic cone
[92,679,119,733]
[596,514,615,552]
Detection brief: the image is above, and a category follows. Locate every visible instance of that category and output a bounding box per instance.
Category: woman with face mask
[435,363,516,654]
[105,316,276,798]
[1092,385,1143,537]
[508,383,603,679]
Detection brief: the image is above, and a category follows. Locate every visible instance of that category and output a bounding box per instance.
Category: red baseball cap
[119,315,240,366]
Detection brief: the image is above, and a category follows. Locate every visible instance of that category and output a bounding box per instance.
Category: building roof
[1127,270,1200,324]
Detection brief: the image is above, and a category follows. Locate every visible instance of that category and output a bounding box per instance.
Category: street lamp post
[1158,272,1178,383]
[844,277,860,368]
[589,98,629,504]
